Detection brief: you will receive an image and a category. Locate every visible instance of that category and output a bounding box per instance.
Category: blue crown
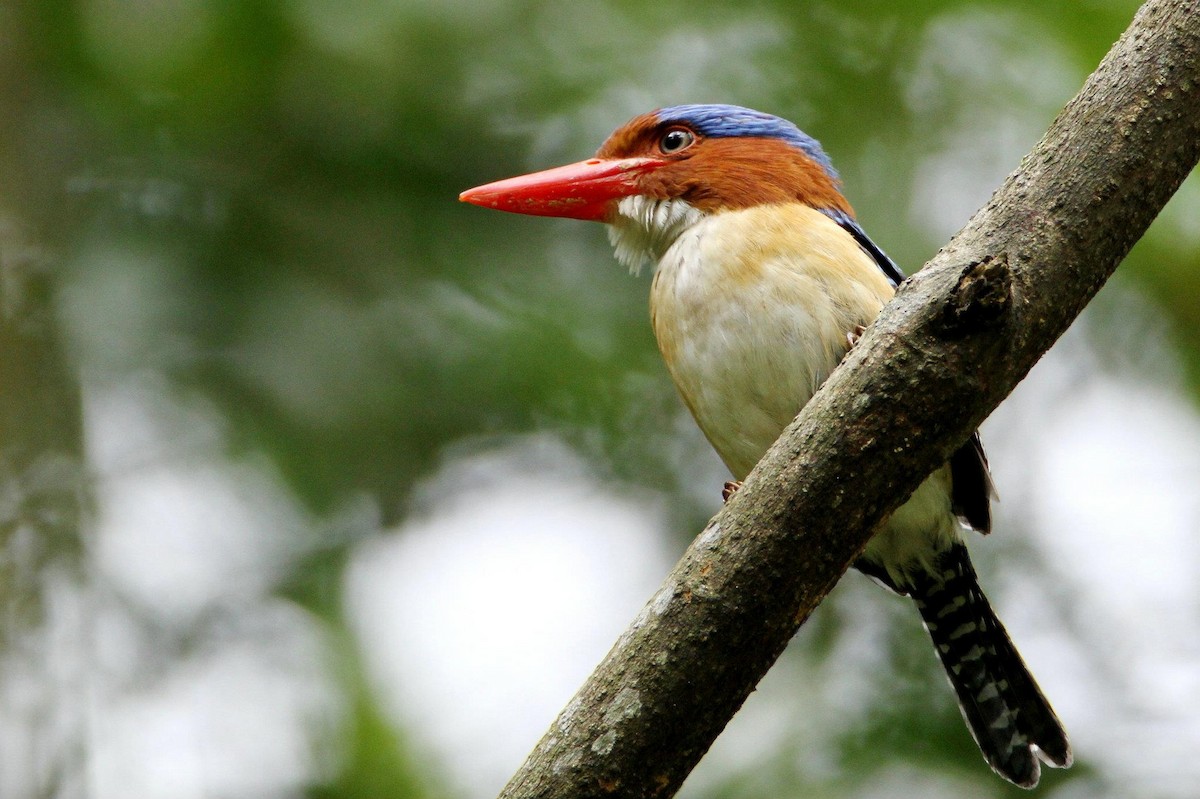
[654,104,838,179]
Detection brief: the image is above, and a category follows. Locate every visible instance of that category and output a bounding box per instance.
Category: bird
[459,103,1071,788]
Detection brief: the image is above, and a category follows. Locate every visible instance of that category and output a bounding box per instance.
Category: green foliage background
[1,1,1197,798]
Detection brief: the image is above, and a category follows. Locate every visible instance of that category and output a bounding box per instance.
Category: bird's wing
[950,432,998,534]
[819,208,906,287]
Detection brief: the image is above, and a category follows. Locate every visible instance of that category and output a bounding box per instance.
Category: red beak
[459,157,666,222]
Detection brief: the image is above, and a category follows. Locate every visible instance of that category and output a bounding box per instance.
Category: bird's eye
[659,128,695,154]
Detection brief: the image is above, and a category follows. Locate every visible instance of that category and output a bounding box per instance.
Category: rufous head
[460,105,854,268]
[460,104,851,219]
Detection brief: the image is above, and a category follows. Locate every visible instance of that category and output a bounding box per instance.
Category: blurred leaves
[1,0,1198,797]
[9,0,1197,515]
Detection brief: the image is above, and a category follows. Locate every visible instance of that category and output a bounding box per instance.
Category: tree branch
[498,2,1200,797]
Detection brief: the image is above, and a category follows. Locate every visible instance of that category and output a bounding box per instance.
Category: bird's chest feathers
[648,204,893,477]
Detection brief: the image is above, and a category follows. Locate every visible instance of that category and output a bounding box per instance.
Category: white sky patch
[19,373,345,799]
[1027,373,1200,795]
[87,602,339,799]
[343,435,676,798]
[86,376,305,625]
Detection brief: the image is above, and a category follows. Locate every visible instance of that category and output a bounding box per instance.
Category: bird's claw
[722,480,743,502]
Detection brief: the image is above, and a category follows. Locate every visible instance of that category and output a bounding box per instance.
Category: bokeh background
[2,1,1199,798]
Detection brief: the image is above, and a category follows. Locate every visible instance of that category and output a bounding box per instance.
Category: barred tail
[911,544,1072,788]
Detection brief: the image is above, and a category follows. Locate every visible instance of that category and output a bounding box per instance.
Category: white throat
[606,195,704,274]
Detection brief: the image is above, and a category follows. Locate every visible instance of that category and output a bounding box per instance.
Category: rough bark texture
[498,2,1200,797]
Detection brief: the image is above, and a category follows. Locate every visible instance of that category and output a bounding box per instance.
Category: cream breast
[649,203,894,478]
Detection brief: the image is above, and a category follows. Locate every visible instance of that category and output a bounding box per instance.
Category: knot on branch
[936,254,1013,338]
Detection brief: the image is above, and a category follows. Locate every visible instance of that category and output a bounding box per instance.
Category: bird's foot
[846,324,867,349]
[722,481,743,502]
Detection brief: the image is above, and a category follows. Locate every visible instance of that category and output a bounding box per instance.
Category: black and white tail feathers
[910,543,1071,788]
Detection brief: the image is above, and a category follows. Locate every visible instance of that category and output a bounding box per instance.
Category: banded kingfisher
[460,104,1071,788]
